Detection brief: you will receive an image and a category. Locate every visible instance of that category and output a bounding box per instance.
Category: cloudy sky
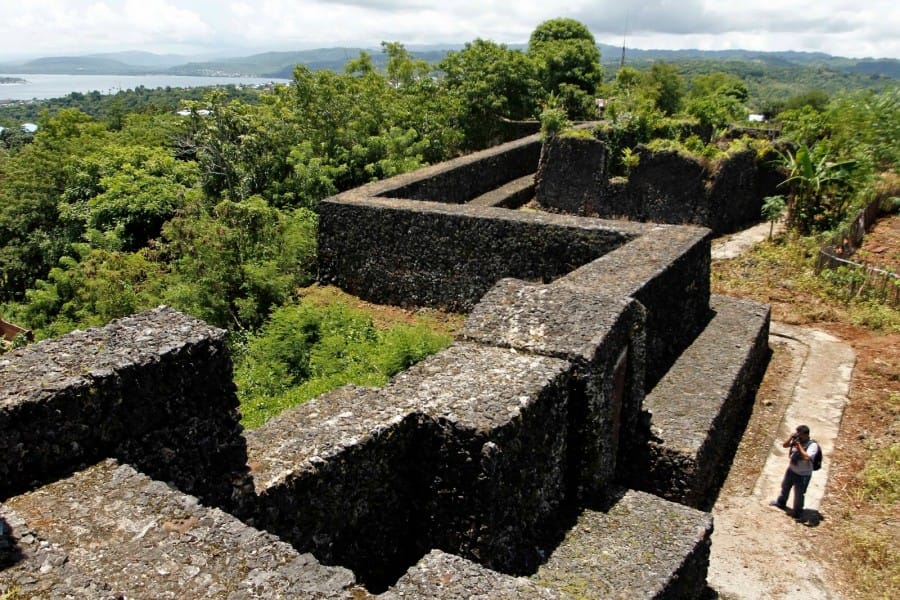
[2,0,898,60]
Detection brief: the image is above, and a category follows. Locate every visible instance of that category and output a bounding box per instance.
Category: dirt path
[708,220,859,599]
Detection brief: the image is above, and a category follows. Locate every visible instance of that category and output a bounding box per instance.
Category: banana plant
[775,142,860,233]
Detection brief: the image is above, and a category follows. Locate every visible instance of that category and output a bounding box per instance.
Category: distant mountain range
[1,45,897,79]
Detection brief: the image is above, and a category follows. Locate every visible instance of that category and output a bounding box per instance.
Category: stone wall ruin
[535,131,785,233]
[1,132,770,598]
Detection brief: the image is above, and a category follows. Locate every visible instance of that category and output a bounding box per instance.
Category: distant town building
[21,122,38,133]
[748,114,766,123]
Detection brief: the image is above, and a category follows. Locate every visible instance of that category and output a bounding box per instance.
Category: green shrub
[860,441,900,505]
[235,299,452,428]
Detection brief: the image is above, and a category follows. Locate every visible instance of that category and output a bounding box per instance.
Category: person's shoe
[769,500,786,509]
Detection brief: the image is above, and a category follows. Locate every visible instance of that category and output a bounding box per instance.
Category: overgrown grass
[858,439,900,505]
[713,234,900,331]
[233,286,462,429]
[845,523,899,599]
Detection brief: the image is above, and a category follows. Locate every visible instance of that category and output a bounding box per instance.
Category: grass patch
[845,526,900,599]
[712,234,900,331]
[234,285,463,429]
[859,439,900,505]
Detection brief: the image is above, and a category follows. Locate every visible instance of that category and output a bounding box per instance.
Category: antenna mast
[620,13,628,69]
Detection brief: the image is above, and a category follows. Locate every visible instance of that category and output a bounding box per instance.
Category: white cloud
[0,0,897,59]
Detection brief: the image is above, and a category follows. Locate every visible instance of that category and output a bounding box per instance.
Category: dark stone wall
[623,147,710,225]
[318,198,641,312]
[707,149,762,233]
[1,459,359,599]
[0,307,251,511]
[536,137,779,234]
[627,295,771,510]
[534,135,608,215]
[560,226,713,390]
[533,489,712,600]
[376,135,542,204]
[461,280,647,503]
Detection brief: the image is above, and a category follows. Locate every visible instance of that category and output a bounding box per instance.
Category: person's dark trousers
[777,469,812,516]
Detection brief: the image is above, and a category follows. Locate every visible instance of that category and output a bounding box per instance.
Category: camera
[789,434,799,446]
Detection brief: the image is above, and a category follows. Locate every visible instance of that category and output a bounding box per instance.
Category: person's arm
[782,434,797,448]
[795,441,810,460]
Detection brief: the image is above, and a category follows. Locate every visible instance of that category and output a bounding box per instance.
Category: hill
[2,45,897,80]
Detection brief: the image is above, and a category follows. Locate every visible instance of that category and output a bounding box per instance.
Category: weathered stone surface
[0,307,251,511]
[537,140,774,234]
[560,226,713,389]
[249,344,573,587]
[467,173,535,208]
[369,134,541,204]
[387,343,572,575]
[382,550,559,599]
[533,489,712,599]
[461,280,647,501]
[247,385,421,592]
[317,196,641,312]
[626,295,771,510]
[535,134,609,215]
[0,459,359,599]
[706,149,761,233]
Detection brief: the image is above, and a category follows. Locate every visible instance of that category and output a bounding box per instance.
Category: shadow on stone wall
[536,133,787,234]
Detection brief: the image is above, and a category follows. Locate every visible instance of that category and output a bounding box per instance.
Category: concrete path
[711,221,784,260]
[707,324,856,599]
[707,221,857,598]
[755,324,856,512]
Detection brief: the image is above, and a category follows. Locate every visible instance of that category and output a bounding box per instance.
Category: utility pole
[620,13,629,69]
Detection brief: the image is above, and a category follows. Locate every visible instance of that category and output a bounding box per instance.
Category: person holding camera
[770,424,820,522]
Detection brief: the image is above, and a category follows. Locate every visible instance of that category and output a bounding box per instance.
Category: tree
[381,41,431,87]
[162,196,317,330]
[761,195,787,239]
[0,109,110,300]
[185,91,299,205]
[688,72,749,103]
[527,18,602,119]
[644,63,685,116]
[58,146,201,251]
[439,39,540,149]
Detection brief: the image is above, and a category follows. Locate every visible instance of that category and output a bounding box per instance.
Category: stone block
[317,197,640,312]
[627,295,771,510]
[381,549,559,599]
[533,489,712,599]
[0,307,250,511]
[561,226,713,388]
[535,134,609,215]
[247,385,421,591]
[384,343,572,575]
[462,279,647,501]
[0,459,358,599]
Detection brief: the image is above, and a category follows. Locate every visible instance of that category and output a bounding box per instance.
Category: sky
[1,0,898,61]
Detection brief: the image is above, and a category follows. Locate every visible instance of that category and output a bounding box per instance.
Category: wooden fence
[815,200,898,306]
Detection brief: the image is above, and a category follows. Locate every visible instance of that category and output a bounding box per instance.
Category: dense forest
[1,18,897,428]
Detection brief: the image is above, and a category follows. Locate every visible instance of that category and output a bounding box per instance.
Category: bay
[0,73,291,102]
